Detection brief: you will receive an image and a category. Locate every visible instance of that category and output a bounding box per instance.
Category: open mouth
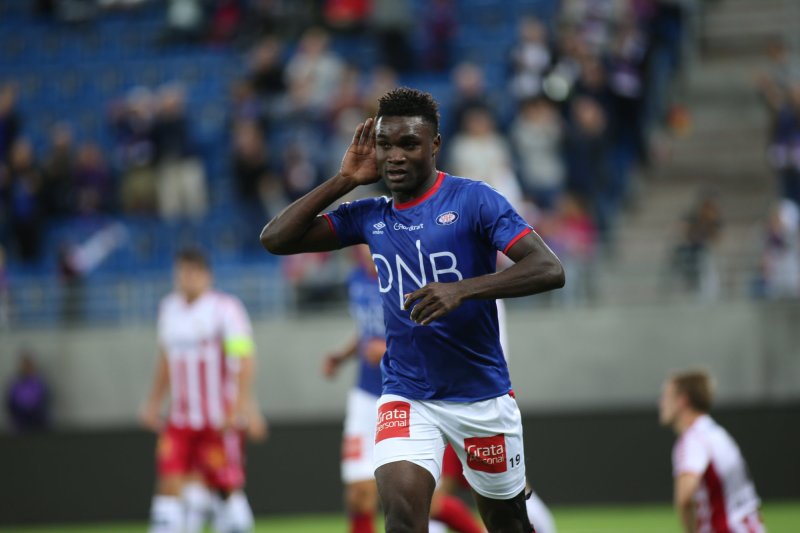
[386,169,407,181]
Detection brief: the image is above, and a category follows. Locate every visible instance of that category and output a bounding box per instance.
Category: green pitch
[3,502,798,532]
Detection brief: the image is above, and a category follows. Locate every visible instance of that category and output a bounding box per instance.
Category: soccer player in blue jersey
[323,245,387,533]
[261,87,564,533]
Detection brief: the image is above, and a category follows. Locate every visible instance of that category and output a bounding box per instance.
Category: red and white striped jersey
[673,415,764,533]
[158,290,254,430]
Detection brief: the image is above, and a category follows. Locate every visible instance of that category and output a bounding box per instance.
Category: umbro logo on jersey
[372,221,386,235]
[436,211,459,225]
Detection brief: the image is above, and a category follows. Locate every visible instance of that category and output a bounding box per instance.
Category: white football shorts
[373,392,526,500]
[341,387,380,483]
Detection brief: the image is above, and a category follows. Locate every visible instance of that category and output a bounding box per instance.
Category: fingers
[354,117,375,147]
[351,121,365,146]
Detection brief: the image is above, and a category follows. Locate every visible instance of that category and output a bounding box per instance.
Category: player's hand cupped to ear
[404,283,465,326]
[340,117,380,186]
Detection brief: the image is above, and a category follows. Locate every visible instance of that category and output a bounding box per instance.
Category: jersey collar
[393,171,445,211]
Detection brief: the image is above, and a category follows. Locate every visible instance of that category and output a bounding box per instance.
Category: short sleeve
[221,295,255,358]
[324,197,386,247]
[472,182,532,254]
[672,433,710,476]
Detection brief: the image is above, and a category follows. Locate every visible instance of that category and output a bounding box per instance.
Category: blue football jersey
[347,265,385,396]
[325,172,533,401]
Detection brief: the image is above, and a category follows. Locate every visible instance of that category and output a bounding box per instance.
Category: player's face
[375,116,441,200]
[659,380,680,427]
[175,261,212,300]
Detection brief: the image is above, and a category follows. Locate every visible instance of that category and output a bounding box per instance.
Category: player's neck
[392,169,440,205]
[674,410,702,436]
[182,289,208,304]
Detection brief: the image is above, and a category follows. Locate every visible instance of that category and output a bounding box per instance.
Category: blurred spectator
[606,18,649,212]
[41,123,77,217]
[546,194,598,305]
[667,191,723,301]
[5,349,50,433]
[281,141,320,202]
[573,54,612,110]
[510,97,565,210]
[151,84,207,220]
[247,36,287,106]
[421,0,456,72]
[231,120,285,218]
[370,0,414,72]
[540,28,586,103]
[449,107,523,209]
[74,142,114,216]
[447,62,497,137]
[561,0,626,54]
[328,64,363,121]
[0,245,8,328]
[110,87,157,214]
[57,223,128,323]
[230,79,267,128]
[768,83,800,207]
[324,0,370,33]
[509,16,553,101]
[758,200,800,299]
[564,97,614,241]
[755,39,794,124]
[642,0,691,131]
[162,0,205,44]
[362,66,398,117]
[285,27,345,113]
[7,139,44,262]
[0,83,21,163]
[208,0,244,44]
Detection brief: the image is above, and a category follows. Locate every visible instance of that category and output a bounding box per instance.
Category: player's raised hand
[403,282,465,326]
[340,117,379,186]
[322,352,345,378]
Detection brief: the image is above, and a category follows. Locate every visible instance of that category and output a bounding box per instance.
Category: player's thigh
[196,429,245,494]
[155,425,193,495]
[375,461,437,533]
[438,394,527,500]
[373,394,447,483]
[342,388,379,485]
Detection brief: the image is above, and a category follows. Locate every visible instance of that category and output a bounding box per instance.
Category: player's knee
[345,481,377,514]
[380,487,429,533]
[156,475,183,497]
[479,491,533,533]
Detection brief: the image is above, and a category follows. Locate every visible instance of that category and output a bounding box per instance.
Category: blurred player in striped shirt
[660,370,764,533]
[140,248,266,533]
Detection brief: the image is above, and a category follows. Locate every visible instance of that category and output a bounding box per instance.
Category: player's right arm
[675,472,701,533]
[139,347,169,432]
[260,118,379,255]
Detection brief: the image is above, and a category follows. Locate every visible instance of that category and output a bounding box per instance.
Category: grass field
[3,502,798,533]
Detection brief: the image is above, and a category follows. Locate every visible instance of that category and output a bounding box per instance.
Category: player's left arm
[674,472,701,533]
[405,231,564,325]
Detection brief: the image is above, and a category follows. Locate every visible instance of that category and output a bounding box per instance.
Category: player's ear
[432,133,441,158]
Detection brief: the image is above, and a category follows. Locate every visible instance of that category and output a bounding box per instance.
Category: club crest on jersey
[436,211,459,225]
[372,221,386,235]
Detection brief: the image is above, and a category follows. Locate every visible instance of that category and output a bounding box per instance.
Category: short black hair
[377,87,440,134]
[175,247,210,270]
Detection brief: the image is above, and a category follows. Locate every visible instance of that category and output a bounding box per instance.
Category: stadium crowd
[2,0,763,324]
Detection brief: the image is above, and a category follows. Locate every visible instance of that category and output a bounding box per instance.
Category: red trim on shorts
[503,228,533,255]
[508,390,516,398]
[393,171,445,210]
[322,213,337,237]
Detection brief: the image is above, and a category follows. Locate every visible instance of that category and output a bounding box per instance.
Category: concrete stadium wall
[1,301,799,429]
[1,405,798,525]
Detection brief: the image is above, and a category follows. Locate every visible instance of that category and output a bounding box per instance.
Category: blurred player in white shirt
[659,370,765,533]
[140,248,266,533]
